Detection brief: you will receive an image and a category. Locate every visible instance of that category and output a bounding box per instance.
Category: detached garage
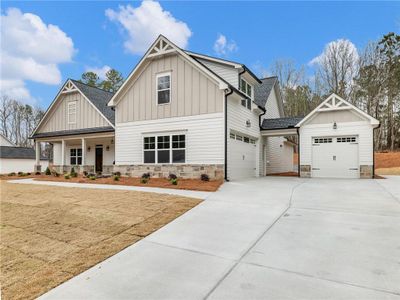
[298,94,380,179]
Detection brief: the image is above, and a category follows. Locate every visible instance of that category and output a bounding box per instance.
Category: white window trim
[142,133,186,164]
[156,72,171,106]
[240,78,253,110]
[67,101,77,124]
[70,147,82,165]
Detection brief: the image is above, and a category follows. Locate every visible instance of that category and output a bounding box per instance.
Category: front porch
[34,132,115,175]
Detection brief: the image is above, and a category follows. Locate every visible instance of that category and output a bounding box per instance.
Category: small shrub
[45,167,51,175]
[8,172,16,176]
[35,171,41,175]
[70,167,78,178]
[168,173,177,180]
[86,173,95,178]
[26,172,31,176]
[64,174,70,179]
[113,171,121,177]
[142,172,151,179]
[83,171,88,177]
[200,174,210,182]
[113,175,120,181]
[17,171,23,176]
[140,177,148,184]
[89,175,96,180]
[171,178,178,185]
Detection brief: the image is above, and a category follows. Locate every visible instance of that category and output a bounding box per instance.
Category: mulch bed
[266,172,299,177]
[1,174,223,192]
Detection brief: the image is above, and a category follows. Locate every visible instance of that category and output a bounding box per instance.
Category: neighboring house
[31,35,379,179]
[0,134,48,174]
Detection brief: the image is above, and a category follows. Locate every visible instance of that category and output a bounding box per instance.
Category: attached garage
[227,132,258,180]
[298,94,380,179]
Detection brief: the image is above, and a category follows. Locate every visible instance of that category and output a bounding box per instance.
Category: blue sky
[1,1,399,108]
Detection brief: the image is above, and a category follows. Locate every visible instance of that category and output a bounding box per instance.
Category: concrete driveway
[40,177,400,300]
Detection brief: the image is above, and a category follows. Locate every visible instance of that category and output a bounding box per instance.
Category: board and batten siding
[115,54,224,123]
[115,113,224,165]
[299,121,374,166]
[196,58,239,88]
[38,92,109,133]
[226,94,261,179]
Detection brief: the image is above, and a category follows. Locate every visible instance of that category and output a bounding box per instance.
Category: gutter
[297,128,300,177]
[224,88,234,181]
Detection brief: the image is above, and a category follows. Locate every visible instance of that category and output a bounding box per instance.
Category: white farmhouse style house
[31,35,379,179]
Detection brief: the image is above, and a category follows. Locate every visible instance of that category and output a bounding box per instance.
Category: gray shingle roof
[254,77,278,108]
[32,126,114,139]
[261,117,304,130]
[0,146,47,160]
[71,80,115,125]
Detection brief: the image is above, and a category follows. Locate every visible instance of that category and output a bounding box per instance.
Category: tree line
[271,32,400,151]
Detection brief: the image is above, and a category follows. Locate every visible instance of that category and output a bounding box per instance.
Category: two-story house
[31,35,379,179]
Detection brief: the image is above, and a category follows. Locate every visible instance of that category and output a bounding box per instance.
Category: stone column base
[360,165,373,179]
[34,165,41,173]
[300,165,311,178]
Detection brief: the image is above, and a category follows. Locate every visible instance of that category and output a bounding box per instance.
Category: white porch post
[34,140,41,172]
[81,138,86,172]
[61,139,65,167]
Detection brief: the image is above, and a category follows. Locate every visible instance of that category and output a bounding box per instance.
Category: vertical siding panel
[171,55,178,117]
[134,76,140,121]
[177,56,185,116]
[139,67,146,121]
[184,61,192,115]
[192,69,200,115]
[199,76,207,114]
[145,66,151,120]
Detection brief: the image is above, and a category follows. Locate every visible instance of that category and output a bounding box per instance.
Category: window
[337,137,357,143]
[230,133,235,139]
[67,101,77,124]
[240,78,252,110]
[70,148,82,165]
[157,73,171,105]
[313,138,332,144]
[143,134,185,164]
[243,137,250,143]
[143,137,156,163]
[236,135,243,141]
[250,139,256,144]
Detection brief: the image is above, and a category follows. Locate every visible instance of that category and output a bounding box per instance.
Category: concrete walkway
[8,178,212,200]
[39,177,400,299]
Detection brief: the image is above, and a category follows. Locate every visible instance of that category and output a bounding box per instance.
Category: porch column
[61,139,65,166]
[34,140,41,172]
[81,138,86,172]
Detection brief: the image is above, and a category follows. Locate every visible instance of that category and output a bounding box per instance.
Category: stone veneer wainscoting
[114,164,224,180]
[360,165,373,179]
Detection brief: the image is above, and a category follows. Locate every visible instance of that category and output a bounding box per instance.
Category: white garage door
[312,136,359,178]
[228,134,257,180]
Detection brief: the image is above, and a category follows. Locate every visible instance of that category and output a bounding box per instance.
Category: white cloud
[213,34,238,56]
[106,1,192,55]
[85,65,112,80]
[0,8,75,102]
[308,39,359,67]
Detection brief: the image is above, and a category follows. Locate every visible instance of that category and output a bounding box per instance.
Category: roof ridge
[260,76,278,80]
[70,79,115,95]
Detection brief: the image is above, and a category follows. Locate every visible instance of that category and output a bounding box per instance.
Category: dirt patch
[375,167,400,176]
[375,152,400,169]
[267,172,298,177]
[1,174,222,192]
[0,181,201,300]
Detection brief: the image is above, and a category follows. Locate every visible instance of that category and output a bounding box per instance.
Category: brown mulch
[266,172,299,177]
[1,174,223,192]
[0,181,201,300]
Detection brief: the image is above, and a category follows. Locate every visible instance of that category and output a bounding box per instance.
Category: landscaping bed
[0,181,201,300]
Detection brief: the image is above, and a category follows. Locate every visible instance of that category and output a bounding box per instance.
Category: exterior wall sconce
[246,120,251,127]
[333,122,337,129]
[87,146,91,152]
[111,139,114,144]
[106,146,110,151]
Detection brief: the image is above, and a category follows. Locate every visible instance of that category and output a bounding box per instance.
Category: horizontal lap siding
[300,122,374,166]
[115,113,224,165]
[197,59,239,88]
[115,55,224,123]
[38,92,109,133]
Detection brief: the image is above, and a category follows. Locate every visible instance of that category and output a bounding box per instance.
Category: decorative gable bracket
[317,94,351,112]
[61,80,78,94]
[148,38,176,58]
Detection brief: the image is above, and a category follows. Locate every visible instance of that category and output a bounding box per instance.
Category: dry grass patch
[0,181,200,300]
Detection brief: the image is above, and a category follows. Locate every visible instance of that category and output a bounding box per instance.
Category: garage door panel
[228,138,257,180]
[312,136,359,178]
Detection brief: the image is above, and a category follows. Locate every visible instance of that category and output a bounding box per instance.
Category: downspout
[372,123,381,178]
[297,128,300,177]
[224,88,233,181]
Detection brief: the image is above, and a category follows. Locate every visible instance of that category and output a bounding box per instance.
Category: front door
[95,145,103,173]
